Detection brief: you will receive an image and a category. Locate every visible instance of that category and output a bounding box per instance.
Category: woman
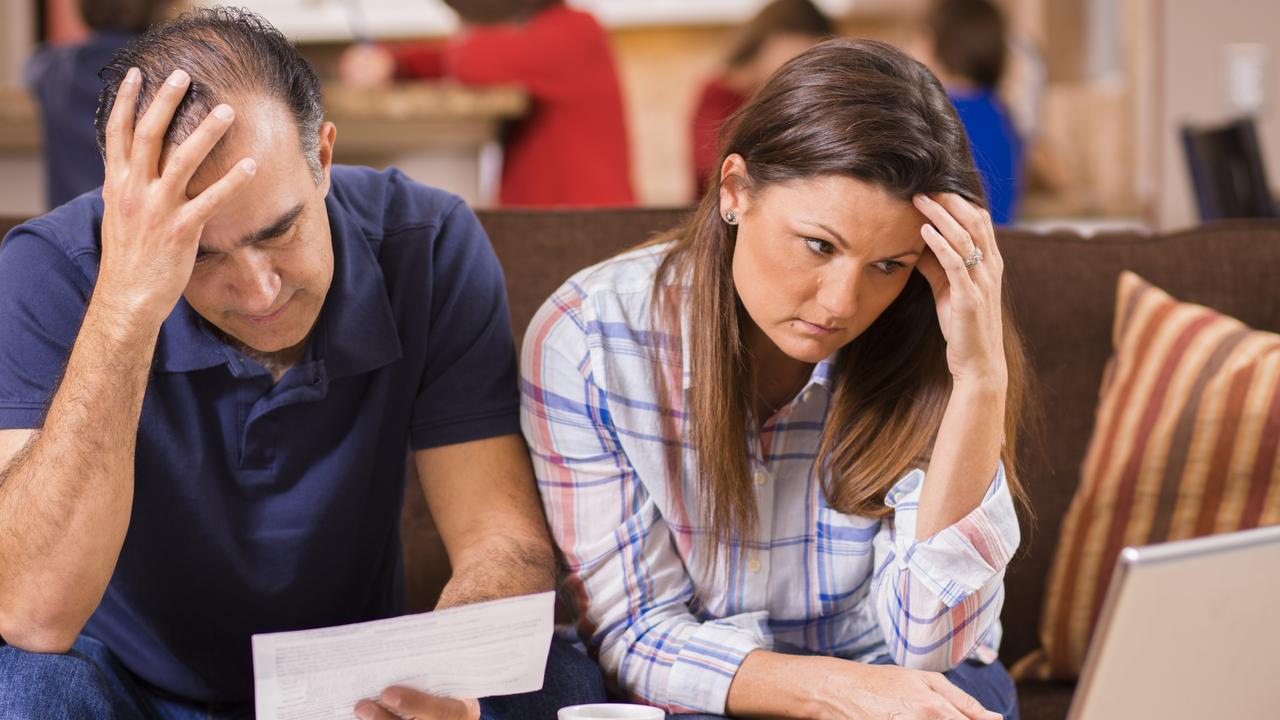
[689,0,833,198]
[339,0,633,208]
[522,38,1028,719]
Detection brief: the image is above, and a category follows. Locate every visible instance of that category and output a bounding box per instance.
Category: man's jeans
[0,632,607,720]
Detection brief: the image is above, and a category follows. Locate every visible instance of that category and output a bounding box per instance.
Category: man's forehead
[178,94,302,194]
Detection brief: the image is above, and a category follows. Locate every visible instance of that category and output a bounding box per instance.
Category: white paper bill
[252,591,554,720]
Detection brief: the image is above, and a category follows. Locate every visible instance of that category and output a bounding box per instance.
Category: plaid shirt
[520,245,1020,714]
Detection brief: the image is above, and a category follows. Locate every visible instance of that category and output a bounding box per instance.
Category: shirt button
[801,388,814,403]
[753,470,768,487]
[747,558,762,573]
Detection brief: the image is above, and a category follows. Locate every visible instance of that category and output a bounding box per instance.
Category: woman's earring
[724,209,738,225]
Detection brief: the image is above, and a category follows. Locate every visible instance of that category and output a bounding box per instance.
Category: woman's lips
[797,319,840,336]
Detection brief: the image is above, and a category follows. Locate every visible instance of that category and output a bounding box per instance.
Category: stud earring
[724,209,738,225]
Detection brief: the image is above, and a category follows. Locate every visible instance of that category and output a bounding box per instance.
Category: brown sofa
[4,212,1279,719]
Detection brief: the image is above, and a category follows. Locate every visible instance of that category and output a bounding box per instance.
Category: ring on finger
[963,246,984,268]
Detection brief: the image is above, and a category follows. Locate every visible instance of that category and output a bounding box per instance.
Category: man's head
[95,7,338,357]
[95,7,325,183]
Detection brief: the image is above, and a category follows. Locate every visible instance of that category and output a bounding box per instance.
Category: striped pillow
[1016,271,1280,681]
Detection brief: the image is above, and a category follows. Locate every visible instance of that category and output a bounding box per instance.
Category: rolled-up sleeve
[520,286,767,714]
[870,463,1020,670]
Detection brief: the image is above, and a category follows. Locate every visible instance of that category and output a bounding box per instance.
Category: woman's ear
[718,153,752,222]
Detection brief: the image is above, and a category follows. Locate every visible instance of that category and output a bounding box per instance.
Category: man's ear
[316,121,337,194]
[718,153,752,221]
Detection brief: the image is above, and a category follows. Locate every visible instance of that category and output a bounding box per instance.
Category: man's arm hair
[434,540,556,610]
[0,301,161,653]
[414,433,557,611]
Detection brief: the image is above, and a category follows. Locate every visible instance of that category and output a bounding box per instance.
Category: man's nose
[234,253,282,314]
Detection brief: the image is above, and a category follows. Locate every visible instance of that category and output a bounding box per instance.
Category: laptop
[1067,524,1280,719]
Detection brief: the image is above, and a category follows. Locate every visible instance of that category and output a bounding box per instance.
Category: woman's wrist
[951,367,1008,397]
[726,651,847,719]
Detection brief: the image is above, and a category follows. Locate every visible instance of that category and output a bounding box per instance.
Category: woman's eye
[804,238,835,256]
[873,260,904,275]
[194,252,210,264]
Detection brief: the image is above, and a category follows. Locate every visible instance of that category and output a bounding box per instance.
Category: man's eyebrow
[198,203,305,255]
[241,203,306,246]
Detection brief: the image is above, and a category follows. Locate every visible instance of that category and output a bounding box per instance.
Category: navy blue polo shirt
[0,166,521,702]
[25,31,137,209]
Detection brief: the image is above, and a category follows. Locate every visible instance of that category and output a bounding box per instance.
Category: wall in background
[0,1,40,218]
[0,1,35,86]
[208,0,871,42]
[1155,0,1280,230]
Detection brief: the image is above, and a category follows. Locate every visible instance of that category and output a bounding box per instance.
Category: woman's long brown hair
[651,38,1032,565]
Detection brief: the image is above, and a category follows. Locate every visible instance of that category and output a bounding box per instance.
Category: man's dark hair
[94,6,325,182]
[78,0,168,34]
[928,0,1007,89]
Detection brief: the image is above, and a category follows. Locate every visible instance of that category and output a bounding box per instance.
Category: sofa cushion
[993,220,1280,663]
[1016,271,1280,680]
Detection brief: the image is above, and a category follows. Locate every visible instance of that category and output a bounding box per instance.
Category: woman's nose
[816,271,858,320]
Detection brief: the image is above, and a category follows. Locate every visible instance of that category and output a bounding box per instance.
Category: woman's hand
[811,658,1001,720]
[354,687,480,720]
[911,193,1007,390]
[728,651,1000,719]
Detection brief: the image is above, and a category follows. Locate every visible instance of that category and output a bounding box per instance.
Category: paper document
[253,591,554,720]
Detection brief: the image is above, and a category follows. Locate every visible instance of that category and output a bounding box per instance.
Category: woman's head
[655,38,1028,558]
[719,37,982,206]
[714,38,984,367]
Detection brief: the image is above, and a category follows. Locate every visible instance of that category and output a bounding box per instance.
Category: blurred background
[1,0,1277,233]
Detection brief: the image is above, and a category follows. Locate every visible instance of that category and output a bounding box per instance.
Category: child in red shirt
[341,0,634,208]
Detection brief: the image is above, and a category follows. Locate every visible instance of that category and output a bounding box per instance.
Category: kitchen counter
[0,82,527,213]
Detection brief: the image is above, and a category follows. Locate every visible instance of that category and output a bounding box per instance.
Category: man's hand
[354,688,480,720]
[98,66,256,326]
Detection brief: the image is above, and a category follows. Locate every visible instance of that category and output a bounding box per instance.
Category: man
[0,8,603,719]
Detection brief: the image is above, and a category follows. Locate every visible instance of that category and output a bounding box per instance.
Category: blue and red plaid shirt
[520,244,1020,714]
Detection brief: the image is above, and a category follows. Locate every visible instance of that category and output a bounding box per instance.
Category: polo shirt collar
[314,191,403,381]
[152,297,230,373]
[152,192,402,378]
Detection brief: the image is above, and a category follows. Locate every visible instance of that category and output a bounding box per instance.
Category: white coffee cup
[557,703,665,720]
